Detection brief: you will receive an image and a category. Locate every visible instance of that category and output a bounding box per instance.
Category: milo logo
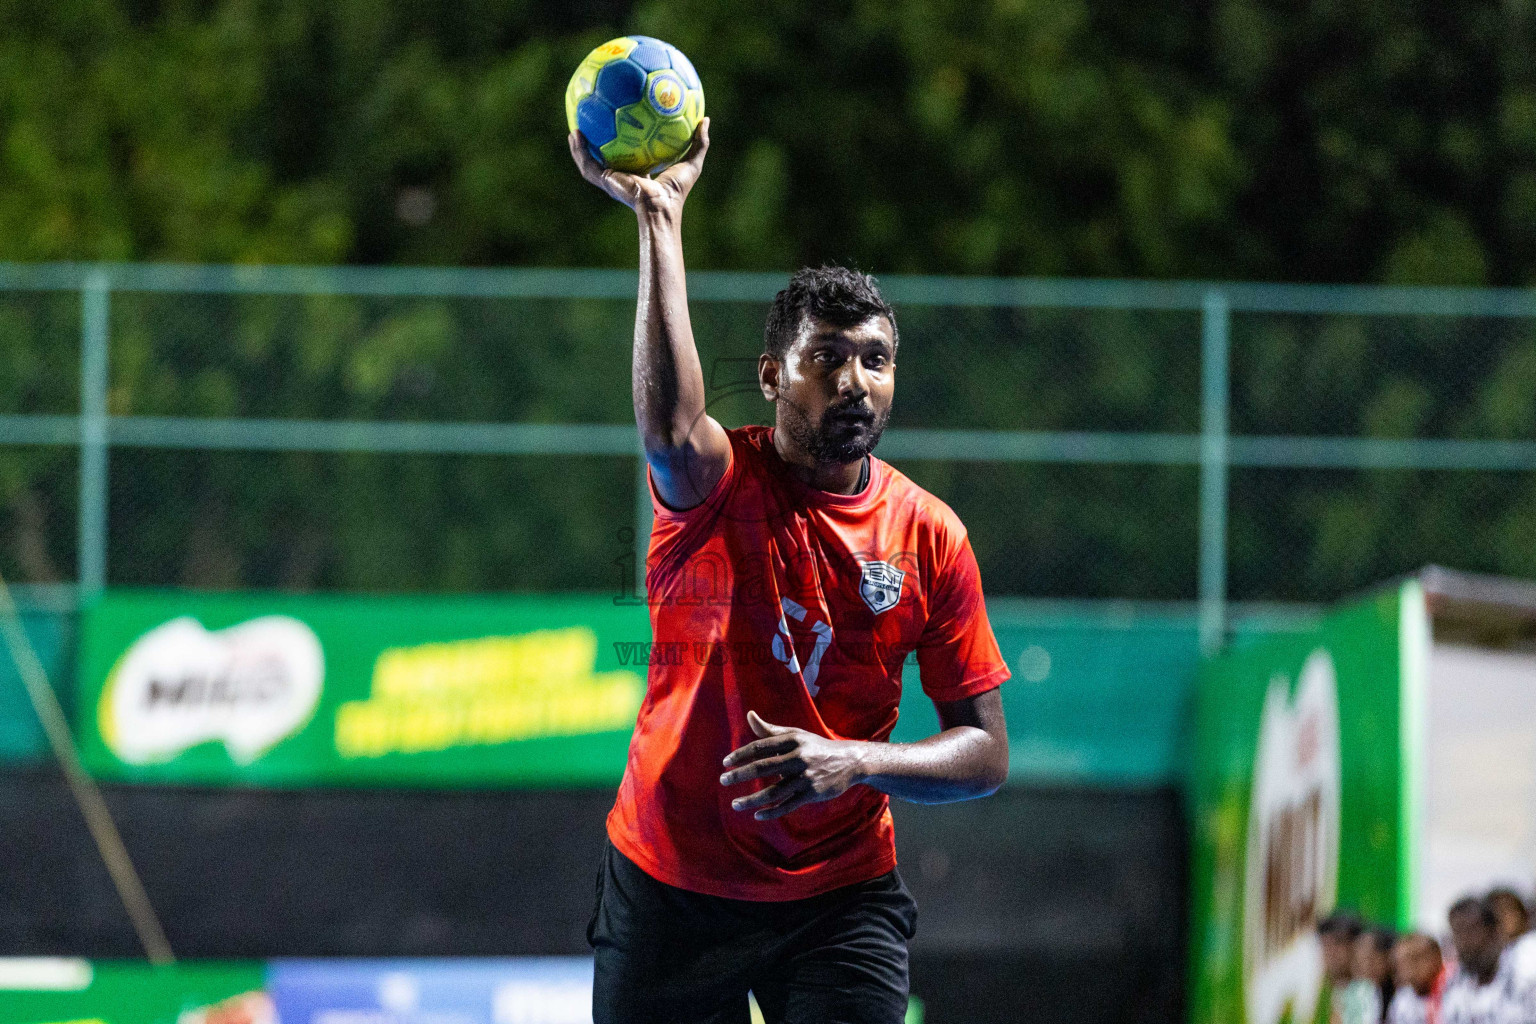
[1243,649,1342,1024]
[99,615,324,765]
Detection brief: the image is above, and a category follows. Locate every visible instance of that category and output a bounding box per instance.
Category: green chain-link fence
[7,264,1536,656]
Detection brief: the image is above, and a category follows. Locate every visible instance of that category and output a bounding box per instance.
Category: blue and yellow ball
[565,36,705,176]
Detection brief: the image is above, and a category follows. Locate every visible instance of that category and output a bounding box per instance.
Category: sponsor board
[0,959,921,1024]
[1242,650,1341,1024]
[78,592,650,786]
[1188,587,1411,1024]
[77,590,1204,789]
[0,960,266,1024]
[268,957,595,1024]
[266,959,921,1024]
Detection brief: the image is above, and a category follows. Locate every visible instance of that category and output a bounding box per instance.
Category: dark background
[0,773,1185,1023]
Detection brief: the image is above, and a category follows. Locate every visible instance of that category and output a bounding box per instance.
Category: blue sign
[268,958,594,1024]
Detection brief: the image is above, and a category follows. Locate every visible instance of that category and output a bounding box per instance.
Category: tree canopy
[4,0,1536,603]
[4,0,1534,283]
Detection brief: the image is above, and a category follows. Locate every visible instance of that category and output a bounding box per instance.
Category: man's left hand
[720,711,867,820]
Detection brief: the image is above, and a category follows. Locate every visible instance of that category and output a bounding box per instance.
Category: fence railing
[8,263,1536,652]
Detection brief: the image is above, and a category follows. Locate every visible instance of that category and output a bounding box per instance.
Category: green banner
[75,590,1207,788]
[0,960,265,1024]
[893,602,1202,785]
[77,590,651,786]
[1187,584,1417,1024]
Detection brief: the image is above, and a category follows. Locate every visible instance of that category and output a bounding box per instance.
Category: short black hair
[763,265,897,361]
[1487,887,1530,921]
[1363,925,1396,953]
[1318,912,1364,939]
[1449,895,1499,929]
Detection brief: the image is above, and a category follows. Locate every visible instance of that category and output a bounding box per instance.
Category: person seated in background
[1323,913,1368,1024]
[1443,896,1511,1024]
[1388,933,1449,1024]
[1345,927,1397,1024]
[1489,889,1531,945]
[1494,889,1536,1023]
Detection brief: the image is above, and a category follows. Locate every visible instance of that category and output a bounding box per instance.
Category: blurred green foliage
[6,0,1535,282]
[4,0,1536,602]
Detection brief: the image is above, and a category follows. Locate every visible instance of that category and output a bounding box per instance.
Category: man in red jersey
[570,118,1011,1024]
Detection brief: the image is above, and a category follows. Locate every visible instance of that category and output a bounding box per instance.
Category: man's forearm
[633,206,707,451]
[853,727,1008,804]
[571,121,723,510]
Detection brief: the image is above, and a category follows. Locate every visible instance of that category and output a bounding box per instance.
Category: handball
[565,36,705,175]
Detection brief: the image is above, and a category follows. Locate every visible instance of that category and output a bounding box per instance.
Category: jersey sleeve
[915,536,1011,703]
[647,431,737,520]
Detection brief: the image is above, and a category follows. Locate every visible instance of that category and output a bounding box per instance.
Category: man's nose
[836,359,870,399]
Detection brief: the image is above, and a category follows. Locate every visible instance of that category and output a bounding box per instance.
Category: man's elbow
[977,736,1009,796]
[973,769,1006,799]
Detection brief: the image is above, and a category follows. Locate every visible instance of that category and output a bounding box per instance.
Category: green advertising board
[1187,581,1428,1024]
[0,960,266,1024]
[75,590,1206,788]
[77,590,653,786]
[893,600,1203,785]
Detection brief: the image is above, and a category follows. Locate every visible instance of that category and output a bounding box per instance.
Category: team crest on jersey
[859,561,906,615]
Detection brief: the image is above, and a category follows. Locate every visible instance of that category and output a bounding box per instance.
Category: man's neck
[771,430,867,495]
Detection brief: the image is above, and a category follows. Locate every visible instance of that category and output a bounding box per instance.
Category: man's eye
[865,354,888,368]
[814,350,838,364]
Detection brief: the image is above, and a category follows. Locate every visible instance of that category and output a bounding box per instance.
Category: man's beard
[778,396,891,465]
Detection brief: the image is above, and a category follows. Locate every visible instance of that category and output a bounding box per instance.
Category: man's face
[1353,935,1390,984]
[762,314,896,465]
[1450,910,1503,978]
[1321,932,1356,982]
[1393,940,1441,995]
[1490,893,1529,942]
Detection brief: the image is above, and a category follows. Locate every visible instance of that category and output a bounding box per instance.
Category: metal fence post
[78,272,111,601]
[1199,289,1230,656]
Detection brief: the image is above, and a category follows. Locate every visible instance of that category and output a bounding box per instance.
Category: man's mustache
[825,402,875,422]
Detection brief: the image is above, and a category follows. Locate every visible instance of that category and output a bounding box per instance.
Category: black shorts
[587,841,918,1024]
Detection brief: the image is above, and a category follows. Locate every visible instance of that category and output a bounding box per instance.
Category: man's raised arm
[569,119,730,511]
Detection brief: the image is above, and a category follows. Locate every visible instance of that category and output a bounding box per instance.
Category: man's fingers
[577,118,705,206]
[722,733,797,768]
[720,753,805,787]
[731,776,810,814]
[659,117,710,192]
[569,131,602,180]
[569,133,614,193]
[746,709,788,737]
[682,116,710,169]
[754,787,817,820]
[570,131,644,206]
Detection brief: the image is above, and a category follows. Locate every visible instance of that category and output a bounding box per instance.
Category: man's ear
[758,353,780,401]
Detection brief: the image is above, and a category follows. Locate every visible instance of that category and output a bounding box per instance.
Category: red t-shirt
[606,425,1011,900]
